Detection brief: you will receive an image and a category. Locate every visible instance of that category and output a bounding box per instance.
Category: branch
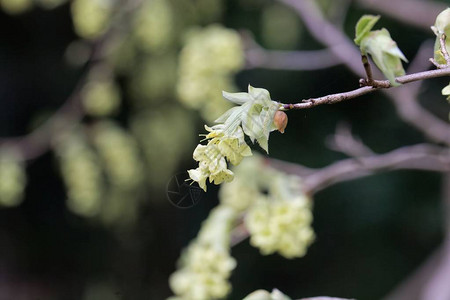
[381,246,444,300]
[279,67,450,110]
[270,144,450,194]
[325,123,374,157]
[355,0,447,31]
[278,0,364,76]
[242,31,342,71]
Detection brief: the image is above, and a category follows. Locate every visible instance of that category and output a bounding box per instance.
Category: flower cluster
[246,194,315,259]
[188,125,252,191]
[188,85,284,191]
[177,24,244,122]
[220,155,315,259]
[0,151,26,207]
[54,130,104,217]
[92,121,144,190]
[0,0,66,14]
[243,288,291,300]
[71,0,113,40]
[169,206,237,300]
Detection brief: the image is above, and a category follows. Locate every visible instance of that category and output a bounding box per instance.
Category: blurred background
[0,0,449,299]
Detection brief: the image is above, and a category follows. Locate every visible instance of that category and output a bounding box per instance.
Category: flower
[188,125,251,191]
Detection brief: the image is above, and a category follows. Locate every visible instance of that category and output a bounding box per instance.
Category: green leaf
[361,28,407,86]
[354,14,380,46]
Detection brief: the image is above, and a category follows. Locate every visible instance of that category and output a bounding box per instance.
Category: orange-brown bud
[273,111,288,133]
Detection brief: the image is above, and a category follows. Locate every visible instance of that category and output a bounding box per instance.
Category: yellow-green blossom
[246,195,315,258]
[188,125,252,191]
[169,206,237,300]
[243,288,292,300]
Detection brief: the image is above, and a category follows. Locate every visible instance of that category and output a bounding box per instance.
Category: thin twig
[361,54,374,85]
[280,67,450,110]
[440,34,450,65]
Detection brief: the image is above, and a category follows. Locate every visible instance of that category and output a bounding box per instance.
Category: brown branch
[280,67,450,110]
[361,55,374,85]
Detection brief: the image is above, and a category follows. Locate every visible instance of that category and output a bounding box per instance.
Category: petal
[222,91,251,105]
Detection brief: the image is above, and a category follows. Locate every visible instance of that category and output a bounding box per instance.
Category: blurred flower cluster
[171,155,315,299]
[177,25,245,122]
[169,206,237,300]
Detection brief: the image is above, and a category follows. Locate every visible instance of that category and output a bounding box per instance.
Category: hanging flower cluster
[243,288,292,300]
[188,125,252,191]
[188,85,286,191]
[169,206,237,300]
[246,193,315,259]
[220,155,315,259]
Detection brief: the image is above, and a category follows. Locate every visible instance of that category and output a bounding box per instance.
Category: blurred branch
[242,31,342,71]
[355,0,447,31]
[0,0,142,161]
[278,0,364,75]
[325,123,374,157]
[381,246,444,300]
[231,142,450,247]
[230,221,249,246]
[419,172,450,300]
[278,143,450,194]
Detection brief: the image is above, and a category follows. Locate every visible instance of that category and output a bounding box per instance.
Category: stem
[280,58,450,111]
[441,34,450,65]
[361,54,374,85]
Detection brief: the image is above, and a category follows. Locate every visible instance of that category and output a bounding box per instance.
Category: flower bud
[273,111,288,133]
